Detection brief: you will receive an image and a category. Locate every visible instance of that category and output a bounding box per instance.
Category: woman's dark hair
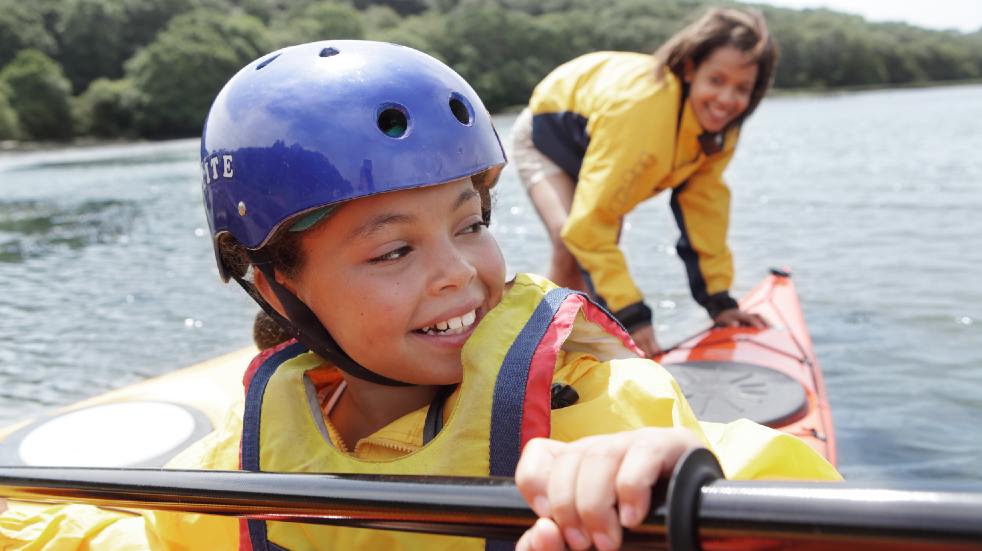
[654,7,778,129]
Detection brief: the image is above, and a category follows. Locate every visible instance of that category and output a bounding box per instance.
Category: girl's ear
[683,58,695,83]
[253,268,291,320]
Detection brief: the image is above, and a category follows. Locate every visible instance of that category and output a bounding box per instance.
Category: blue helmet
[202,40,506,281]
[200,41,506,386]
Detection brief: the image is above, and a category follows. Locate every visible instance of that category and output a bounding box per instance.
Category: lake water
[1,84,980,482]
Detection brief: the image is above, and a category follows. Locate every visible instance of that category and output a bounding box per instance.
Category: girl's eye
[369,245,412,263]
[709,75,724,85]
[460,221,488,235]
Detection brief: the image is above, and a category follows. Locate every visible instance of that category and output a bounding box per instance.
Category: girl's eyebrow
[454,188,481,210]
[349,213,414,241]
[348,188,480,240]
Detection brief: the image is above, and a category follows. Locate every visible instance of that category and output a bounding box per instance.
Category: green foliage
[77,78,139,138]
[0,49,73,140]
[270,2,365,47]
[0,0,58,69]
[353,0,428,16]
[419,5,570,110]
[3,0,982,141]
[56,0,128,93]
[360,5,402,31]
[0,81,21,140]
[125,8,272,138]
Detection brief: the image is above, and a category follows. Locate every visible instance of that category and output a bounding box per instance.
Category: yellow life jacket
[238,273,640,551]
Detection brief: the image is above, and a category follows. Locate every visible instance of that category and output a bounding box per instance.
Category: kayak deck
[656,269,837,464]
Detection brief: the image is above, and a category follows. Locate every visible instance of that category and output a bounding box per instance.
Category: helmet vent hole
[320,47,340,58]
[255,54,281,70]
[449,93,473,126]
[377,106,409,138]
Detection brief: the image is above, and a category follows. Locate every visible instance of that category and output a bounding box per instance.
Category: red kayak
[655,268,837,465]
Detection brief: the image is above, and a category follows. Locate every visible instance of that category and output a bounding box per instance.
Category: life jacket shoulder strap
[488,287,629,477]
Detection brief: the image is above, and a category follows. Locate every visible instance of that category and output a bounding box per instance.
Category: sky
[739,0,982,33]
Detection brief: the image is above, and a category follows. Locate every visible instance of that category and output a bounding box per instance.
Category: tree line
[1,0,980,142]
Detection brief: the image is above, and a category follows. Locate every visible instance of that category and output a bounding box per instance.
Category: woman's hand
[629,325,662,358]
[514,428,702,551]
[713,308,768,329]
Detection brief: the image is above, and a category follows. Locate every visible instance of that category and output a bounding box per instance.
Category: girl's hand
[629,325,662,358]
[713,308,768,329]
[514,428,702,551]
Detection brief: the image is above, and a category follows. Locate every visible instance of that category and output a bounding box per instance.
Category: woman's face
[685,45,759,133]
[277,178,506,386]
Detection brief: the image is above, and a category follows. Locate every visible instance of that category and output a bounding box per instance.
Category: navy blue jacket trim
[613,301,653,332]
[531,112,590,180]
[241,341,308,551]
[489,288,578,477]
[670,182,730,316]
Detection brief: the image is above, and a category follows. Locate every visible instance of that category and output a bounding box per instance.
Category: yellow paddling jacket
[529,52,742,330]
[0,274,839,551]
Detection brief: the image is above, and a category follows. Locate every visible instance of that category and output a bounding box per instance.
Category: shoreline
[3,79,981,154]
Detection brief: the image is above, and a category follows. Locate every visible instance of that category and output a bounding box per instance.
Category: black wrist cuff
[704,291,739,319]
[613,302,653,333]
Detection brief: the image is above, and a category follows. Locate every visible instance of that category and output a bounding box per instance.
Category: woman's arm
[560,108,672,335]
[669,143,739,319]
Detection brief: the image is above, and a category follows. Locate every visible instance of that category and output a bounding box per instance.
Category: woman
[511,8,774,356]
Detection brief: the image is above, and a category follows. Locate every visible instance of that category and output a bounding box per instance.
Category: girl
[511,8,775,356]
[0,40,837,551]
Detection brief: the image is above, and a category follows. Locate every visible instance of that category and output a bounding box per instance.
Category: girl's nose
[718,86,737,107]
[429,243,477,294]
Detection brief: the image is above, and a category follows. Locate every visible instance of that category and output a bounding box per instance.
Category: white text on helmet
[202,154,234,185]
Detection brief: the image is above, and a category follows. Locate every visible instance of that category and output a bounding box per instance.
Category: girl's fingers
[517,518,564,551]
[614,428,701,527]
[516,438,562,517]
[574,436,628,550]
[613,440,664,527]
[547,443,591,550]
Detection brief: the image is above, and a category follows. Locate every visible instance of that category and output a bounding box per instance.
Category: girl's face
[281,178,506,385]
[684,45,759,133]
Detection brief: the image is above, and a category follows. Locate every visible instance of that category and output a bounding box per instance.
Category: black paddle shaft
[1,450,981,550]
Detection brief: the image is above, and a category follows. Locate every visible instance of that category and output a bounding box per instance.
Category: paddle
[1,449,981,550]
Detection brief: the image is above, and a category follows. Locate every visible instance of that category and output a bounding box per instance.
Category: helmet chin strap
[234,251,411,387]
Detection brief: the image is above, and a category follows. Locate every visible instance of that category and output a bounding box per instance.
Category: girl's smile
[268,177,506,386]
[685,45,758,133]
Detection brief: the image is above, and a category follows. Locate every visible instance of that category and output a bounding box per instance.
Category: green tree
[0,49,73,140]
[270,2,364,47]
[125,8,271,137]
[426,5,568,110]
[0,81,21,140]
[353,0,427,16]
[0,0,58,69]
[77,78,139,137]
[366,11,442,56]
[56,0,128,93]
[118,0,197,47]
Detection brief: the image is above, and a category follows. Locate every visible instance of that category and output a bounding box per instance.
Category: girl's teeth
[419,310,477,335]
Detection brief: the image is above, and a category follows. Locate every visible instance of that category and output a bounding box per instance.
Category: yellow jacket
[0,274,839,550]
[529,52,741,329]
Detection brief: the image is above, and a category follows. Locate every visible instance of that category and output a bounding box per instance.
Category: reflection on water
[0,199,137,262]
[1,85,981,482]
